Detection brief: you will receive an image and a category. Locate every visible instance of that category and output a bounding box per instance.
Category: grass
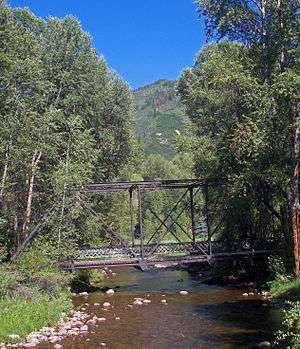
[0,290,72,342]
[269,278,300,302]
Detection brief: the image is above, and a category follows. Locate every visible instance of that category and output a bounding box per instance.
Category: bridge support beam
[129,189,135,247]
[189,187,196,244]
[137,187,145,260]
[204,184,212,255]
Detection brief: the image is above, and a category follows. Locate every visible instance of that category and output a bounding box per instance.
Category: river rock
[115,317,120,320]
[242,293,249,296]
[23,344,37,348]
[103,302,111,307]
[79,292,88,296]
[133,299,143,305]
[256,341,272,348]
[49,336,60,343]
[97,317,106,321]
[143,299,151,304]
[161,299,167,304]
[80,325,88,332]
[179,291,188,295]
[106,289,115,295]
[53,345,63,349]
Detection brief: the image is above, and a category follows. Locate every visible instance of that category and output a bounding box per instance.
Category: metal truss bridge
[60,179,277,270]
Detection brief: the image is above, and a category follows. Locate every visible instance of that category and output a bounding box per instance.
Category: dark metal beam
[137,187,144,260]
[129,189,135,247]
[190,187,196,244]
[204,184,212,255]
[84,178,226,193]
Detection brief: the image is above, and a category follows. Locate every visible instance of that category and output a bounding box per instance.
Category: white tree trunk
[22,150,42,237]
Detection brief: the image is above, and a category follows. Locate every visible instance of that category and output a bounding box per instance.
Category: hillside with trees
[134,79,188,158]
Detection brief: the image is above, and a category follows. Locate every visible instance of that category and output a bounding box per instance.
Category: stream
[37,267,280,349]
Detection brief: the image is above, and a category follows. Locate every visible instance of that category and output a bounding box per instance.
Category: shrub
[268,255,289,281]
[89,270,104,284]
[275,301,300,349]
[0,265,24,297]
[30,269,71,294]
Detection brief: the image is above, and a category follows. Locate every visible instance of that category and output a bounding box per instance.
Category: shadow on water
[192,299,280,348]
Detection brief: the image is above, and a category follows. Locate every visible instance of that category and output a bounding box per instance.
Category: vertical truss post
[137,186,144,260]
[129,188,135,247]
[204,183,212,255]
[189,186,196,244]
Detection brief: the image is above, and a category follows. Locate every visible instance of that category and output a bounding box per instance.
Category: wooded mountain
[134,79,188,158]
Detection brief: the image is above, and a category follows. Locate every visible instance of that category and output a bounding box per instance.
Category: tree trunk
[58,138,70,248]
[0,135,12,202]
[290,125,300,276]
[276,0,286,71]
[22,150,42,237]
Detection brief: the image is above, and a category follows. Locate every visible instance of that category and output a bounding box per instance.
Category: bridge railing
[74,239,277,261]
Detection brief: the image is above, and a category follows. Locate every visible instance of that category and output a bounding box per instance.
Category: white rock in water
[161,299,167,304]
[179,291,188,295]
[53,345,63,349]
[115,317,120,320]
[106,289,115,295]
[242,293,249,296]
[103,302,111,307]
[143,299,151,304]
[79,292,88,296]
[133,299,143,305]
[97,317,106,321]
[257,341,272,348]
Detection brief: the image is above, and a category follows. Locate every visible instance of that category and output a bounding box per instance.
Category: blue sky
[8,0,206,89]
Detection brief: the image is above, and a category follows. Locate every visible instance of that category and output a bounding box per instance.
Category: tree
[181,0,300,274]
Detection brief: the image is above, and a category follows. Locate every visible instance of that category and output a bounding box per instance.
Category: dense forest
[0,0,299,347]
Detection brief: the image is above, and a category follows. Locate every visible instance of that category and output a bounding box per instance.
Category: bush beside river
[0,240,73,344]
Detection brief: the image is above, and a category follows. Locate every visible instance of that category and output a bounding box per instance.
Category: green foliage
[178,3,299,240]
[88,270,104,284]
[275,301,300,349]
[269,279,300,301]
[0,290,71,342]
[0,265,23,297]
[268,255,289,282]
[0,3,135,258]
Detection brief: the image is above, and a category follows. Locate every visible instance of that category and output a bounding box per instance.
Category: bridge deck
[62,242,276,270]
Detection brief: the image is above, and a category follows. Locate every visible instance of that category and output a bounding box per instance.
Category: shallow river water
[39,267,280,349]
